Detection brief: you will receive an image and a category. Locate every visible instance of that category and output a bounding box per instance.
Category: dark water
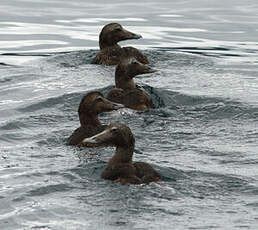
[1,0,258,229]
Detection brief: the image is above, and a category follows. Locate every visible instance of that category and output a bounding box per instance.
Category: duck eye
[115,27,122,32]
[111,127,118,133]
[96,96,103,102]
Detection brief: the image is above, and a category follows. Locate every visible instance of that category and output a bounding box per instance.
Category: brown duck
[81,122,161,184]
[106,58,156,110]
[92,23,149,65]
[67,92,124,146]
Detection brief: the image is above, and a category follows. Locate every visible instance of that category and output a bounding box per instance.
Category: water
[0,0,258,229]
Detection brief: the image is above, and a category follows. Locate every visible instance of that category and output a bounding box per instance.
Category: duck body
[106,58,156,111]
[102,161,161,184]
[67,92,124,146]
[92,23,149,65]
[107,88,153,111]
[93,46,149,66]
[82,123,161,184]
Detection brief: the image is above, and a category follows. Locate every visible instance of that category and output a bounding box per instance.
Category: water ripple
[1,1,258,229]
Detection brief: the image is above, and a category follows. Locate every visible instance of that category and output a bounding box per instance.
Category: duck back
[133,162,161,184]
[93,46,149,65]
[107,88,153,111]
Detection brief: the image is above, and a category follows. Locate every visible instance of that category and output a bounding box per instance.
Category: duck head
[78,92,124,125]
[99,23,142,49]
[82,122,135,149]
[115,58,157,90]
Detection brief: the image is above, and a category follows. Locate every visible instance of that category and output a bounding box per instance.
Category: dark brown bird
[81,122,161,184]
[106,58,156,110]
[92,23,149,65]
[67,92,124,146]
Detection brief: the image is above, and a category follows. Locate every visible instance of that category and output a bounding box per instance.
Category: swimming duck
[67,92,124,146]
[92,23,149,65]
[106,58,156,110]
[81,122,161,184]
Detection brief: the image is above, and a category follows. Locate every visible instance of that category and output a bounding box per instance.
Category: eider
[92,23,149,65]
[106,58,156,110]
[67,92,124,146]
[82,122,162,184]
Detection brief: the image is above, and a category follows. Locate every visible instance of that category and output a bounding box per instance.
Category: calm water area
[0,0,258,229]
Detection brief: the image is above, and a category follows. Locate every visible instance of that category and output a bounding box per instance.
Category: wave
[2,48,214,68]
[0,62,19,68]
[2,85,256,136]
[10,158,256,200]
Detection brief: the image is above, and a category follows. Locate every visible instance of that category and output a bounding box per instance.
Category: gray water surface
[0,0,258,229]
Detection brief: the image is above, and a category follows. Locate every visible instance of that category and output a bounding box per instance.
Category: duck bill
[111,101,125,110]
[135,66,157,78]
[143,66,157,74]
[102,97,125,111]
[81,129,114,147]
[121,28,142,41]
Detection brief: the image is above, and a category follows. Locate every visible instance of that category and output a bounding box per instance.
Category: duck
[81,122,162,184]
[67,92,124,146]
[106,58,156,110]
[92,23,149,65]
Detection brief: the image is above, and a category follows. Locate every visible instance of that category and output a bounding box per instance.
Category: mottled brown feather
[92,23,149,65]
[82,123,161,184]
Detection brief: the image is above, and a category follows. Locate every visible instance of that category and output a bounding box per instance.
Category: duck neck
[79,113,101,127]
[110,145,134,164]
[99,41,120,50]
[115,68,136,91]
